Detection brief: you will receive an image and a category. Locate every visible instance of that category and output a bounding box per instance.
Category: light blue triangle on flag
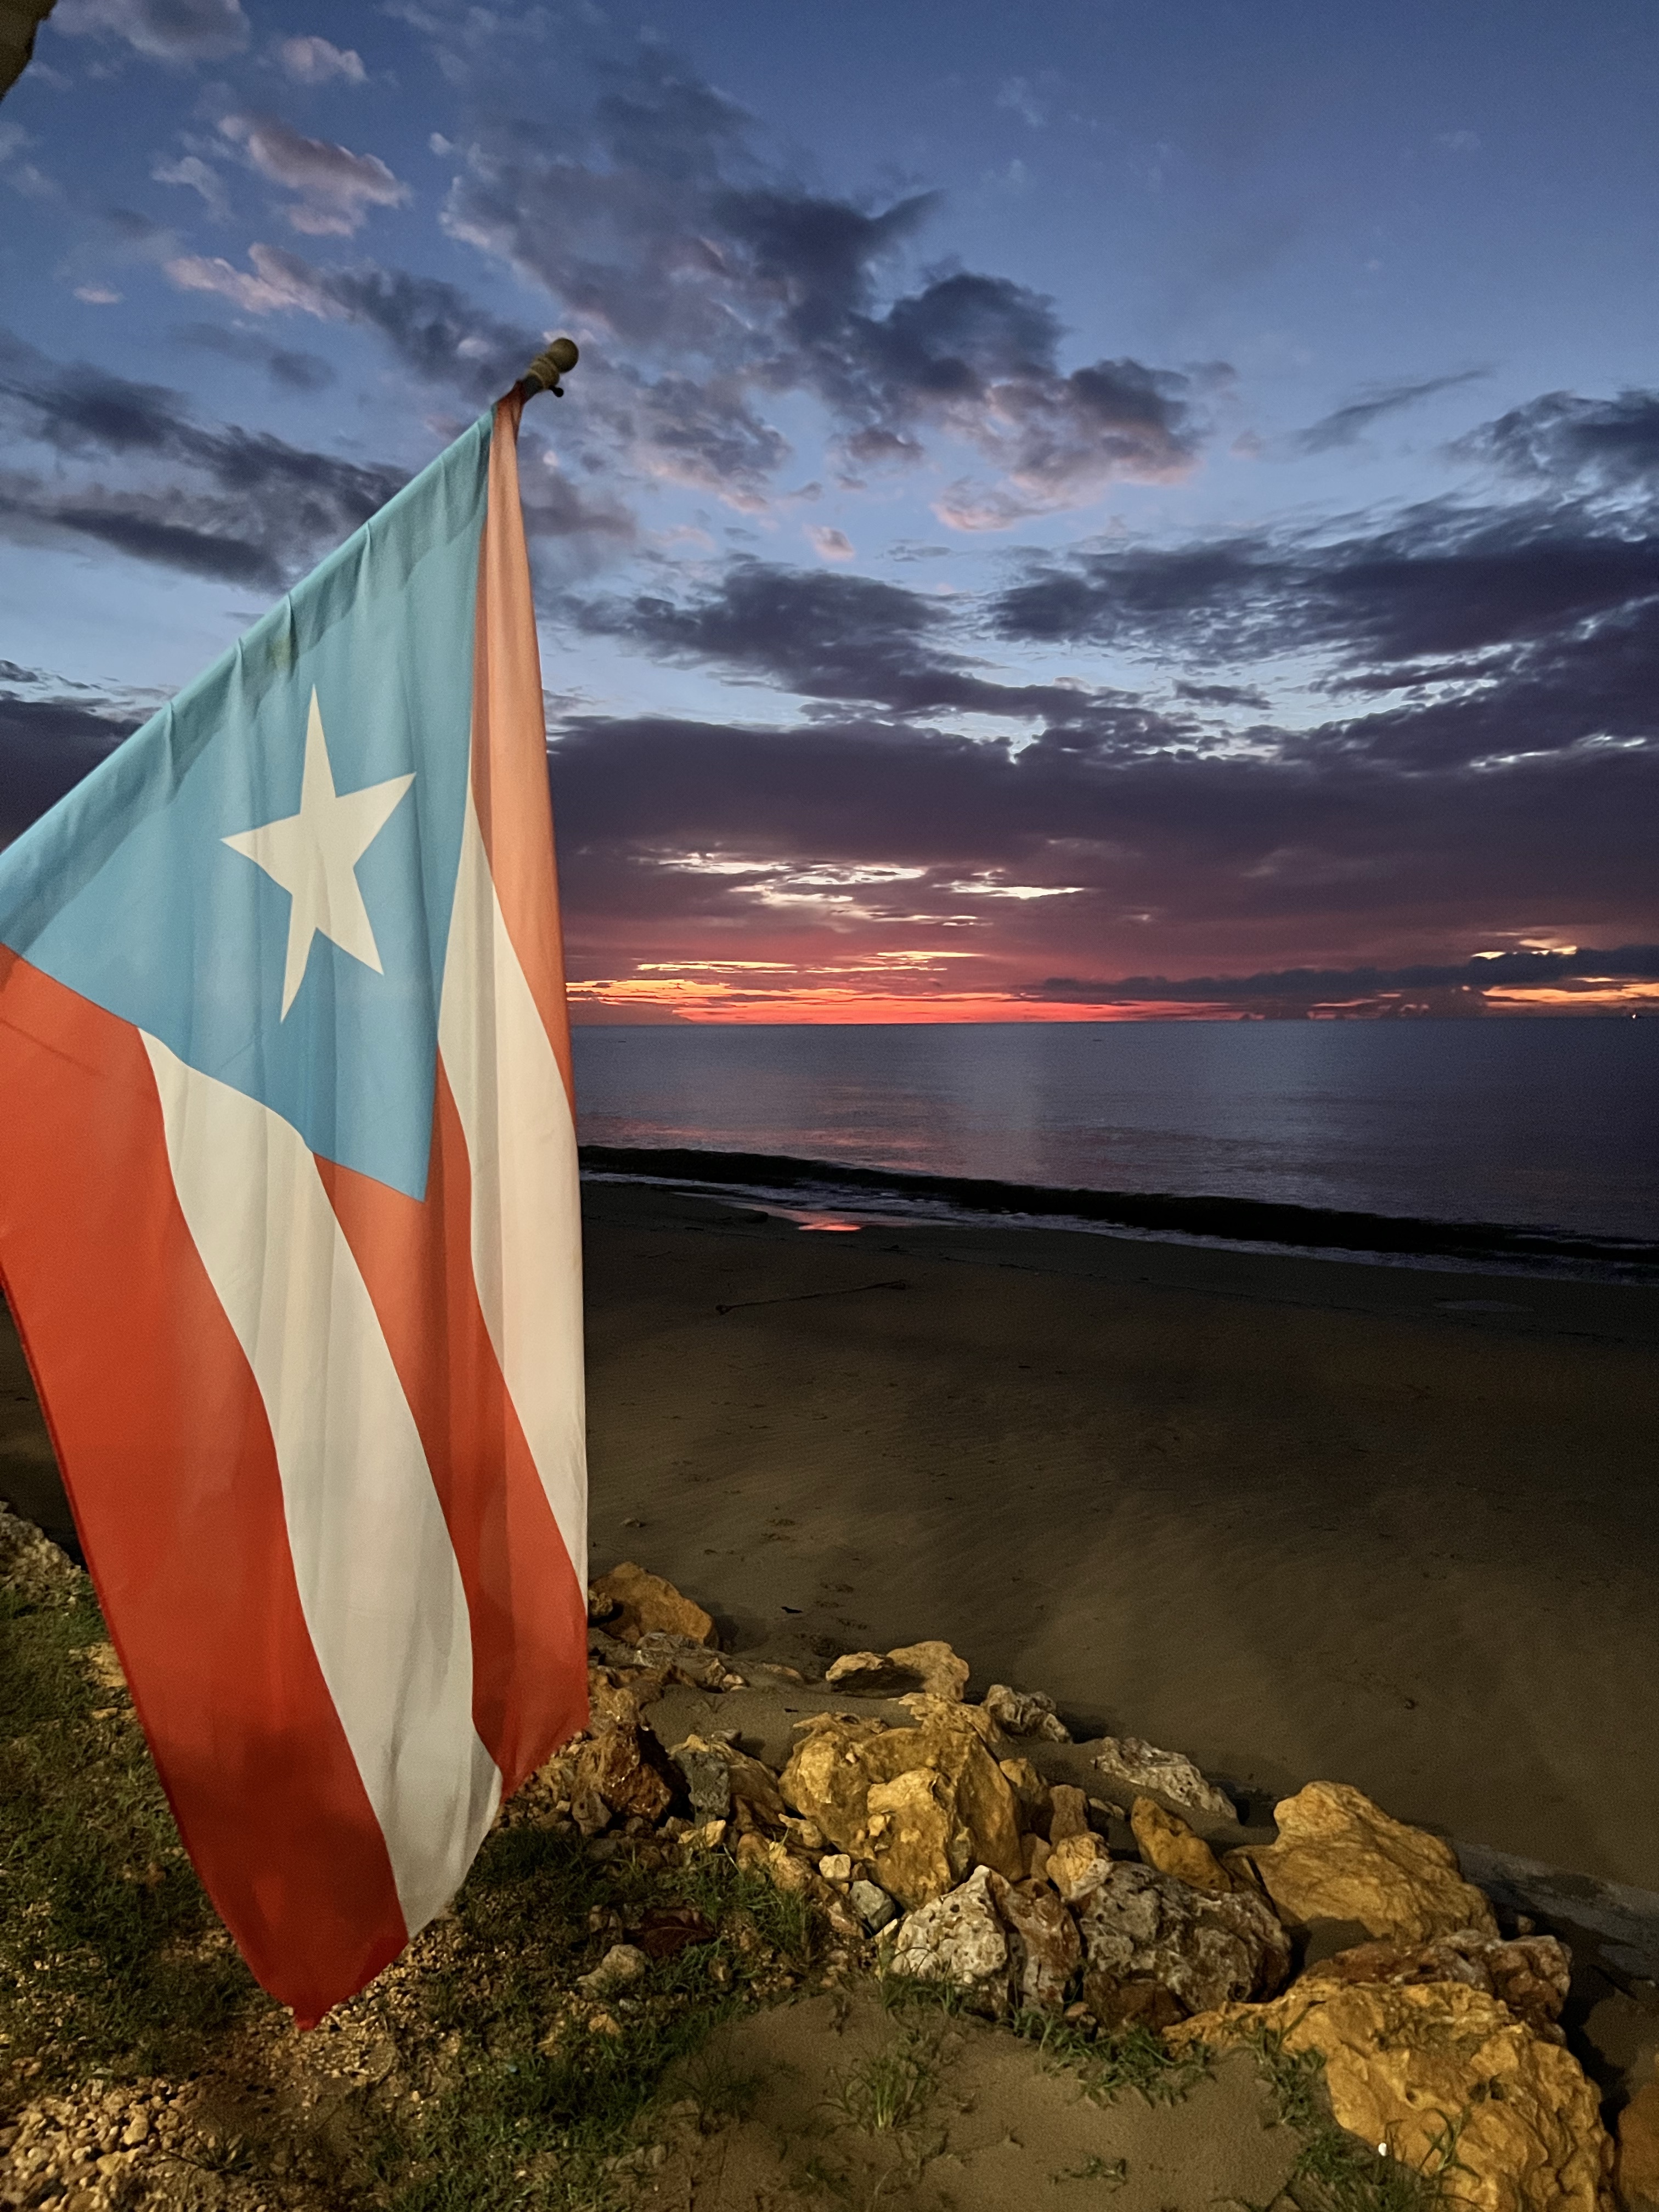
[0,412,498,1202]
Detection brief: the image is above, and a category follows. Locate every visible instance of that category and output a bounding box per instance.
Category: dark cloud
[0,330,405,588]
[1455,388,1659,494]
[1175,678,1269,708]
[0,684,144,845]
[173,320,335,392]
[574,561,1112,720]
[545,703,1658,962]
[1028,945,1659,1008]
[1293,370,1488,453]
[438,43,1206,522]
[992,486,1659,769]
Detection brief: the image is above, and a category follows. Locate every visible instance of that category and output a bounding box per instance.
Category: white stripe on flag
[437,793,586,1585]
[140,1032,502,1934]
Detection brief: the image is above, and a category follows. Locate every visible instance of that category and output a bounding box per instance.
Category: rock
[1172,1980,1612,2212]
[983,1684,1070,1741]
[0,1505,83,1610]
[1075,1864,1291,2022]
[1090,1736,1237,1825]
[1480,1936,1574,2037]
[849,1880,897,1932]
[588,1562,716,1648]
[819,1853,853,1884]
[1022,1834,1052,1884]
[735,1834,858,1937]
[1303,1929,1573,2039]
[779,1709,1023,1909]
[571,1724,674,1827]
[822,1641,969,1700]
[895,1694,1009,1753]
[825,1651,919,1696]
[1047,1784,1091,1842]
[1046,1831,1114,1905]
[670,1734,787,1828]
[1130,1797,1236,1895]
[778,1713,889,1847]
[886,1640,970,1701]
[1617,2057,1659,2210]
[1248,1781,1498,1944]
[888,1866,1011,2015]
[670,1736,732,1823]
[1001,1881,1082,2012]
[635,1632,742,1688]
[578,1943,650,1995]
[997,1757,1053,1833]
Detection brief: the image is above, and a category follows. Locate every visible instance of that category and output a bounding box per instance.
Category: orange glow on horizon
[566,977,1240,1023]
[567,972,1659,1023]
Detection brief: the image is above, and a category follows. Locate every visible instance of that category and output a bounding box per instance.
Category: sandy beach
[576,1180,1659,1894]
[4,1177,1656,1891]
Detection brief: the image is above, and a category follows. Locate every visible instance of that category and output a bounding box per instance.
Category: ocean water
[571,1018,1659,1245]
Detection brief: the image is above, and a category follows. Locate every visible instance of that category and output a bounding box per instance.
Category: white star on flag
[224,689,415,1018]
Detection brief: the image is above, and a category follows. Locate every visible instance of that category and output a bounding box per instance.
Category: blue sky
[4,0,1658,1018]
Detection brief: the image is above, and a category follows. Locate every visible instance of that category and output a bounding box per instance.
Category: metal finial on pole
[519,337,579,400]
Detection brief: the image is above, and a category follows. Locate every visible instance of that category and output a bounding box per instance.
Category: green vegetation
[0,1559,830,2210]
[827,2040,934,2134]
[1242,2023,1472,2212]
[1011,2005,1214,2107]
[0,1578,258,2084]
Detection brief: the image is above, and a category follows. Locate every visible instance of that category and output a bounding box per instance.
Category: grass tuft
[1243,2024,1471,2212]
[0,1582,263,2089]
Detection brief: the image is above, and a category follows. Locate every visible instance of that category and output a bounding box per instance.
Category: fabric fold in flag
[0,388,588,2027]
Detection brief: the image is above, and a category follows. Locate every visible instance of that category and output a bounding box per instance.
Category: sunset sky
[3,0,1658,1020]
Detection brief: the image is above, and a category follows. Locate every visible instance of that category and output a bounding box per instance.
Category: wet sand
[3,1178,1656,1887]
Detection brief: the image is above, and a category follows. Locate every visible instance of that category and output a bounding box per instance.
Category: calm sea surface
[572,1019,1659,1244]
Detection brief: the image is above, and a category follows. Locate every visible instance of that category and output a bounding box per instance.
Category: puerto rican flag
[0,390,588,2026]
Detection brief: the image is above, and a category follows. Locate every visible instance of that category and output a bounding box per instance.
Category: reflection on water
[571,1019,1659,1240]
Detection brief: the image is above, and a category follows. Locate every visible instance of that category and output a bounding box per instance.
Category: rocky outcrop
[1000,1880,1082,2012]
[1046,1830,1114,1905]
[635,1631,743,1689]
[997,1756,1053,1835]
[1617,2055,1659,2210]
[779,1707,1023,1909]
[1173,1980,1612,2212]
[887,1866,1012,2015]
[589,1562,716,1648]
[1047,1784,1091,1841]
[823,1640,969,1701]
[1244,1780,1499,1943]
[1090,1736,1237,1824]
[569,1721,674,1831]
[1075,1863,1291,2023]
[670,1734,788,1828]
[983,1683,1070,1741]
[1302,1929,1572,2039]
[887,1640,970,1701]
[1130,1796,1237,1895]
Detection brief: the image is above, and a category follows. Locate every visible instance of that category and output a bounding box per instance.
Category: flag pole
[518,337,579,401]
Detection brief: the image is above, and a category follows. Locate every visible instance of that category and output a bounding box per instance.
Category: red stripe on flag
[317,1060,588,1795]
[0,953,408,2025]
[471,389,577,1111]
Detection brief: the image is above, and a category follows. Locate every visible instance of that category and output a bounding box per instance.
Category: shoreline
[578,1142,1659,1283]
